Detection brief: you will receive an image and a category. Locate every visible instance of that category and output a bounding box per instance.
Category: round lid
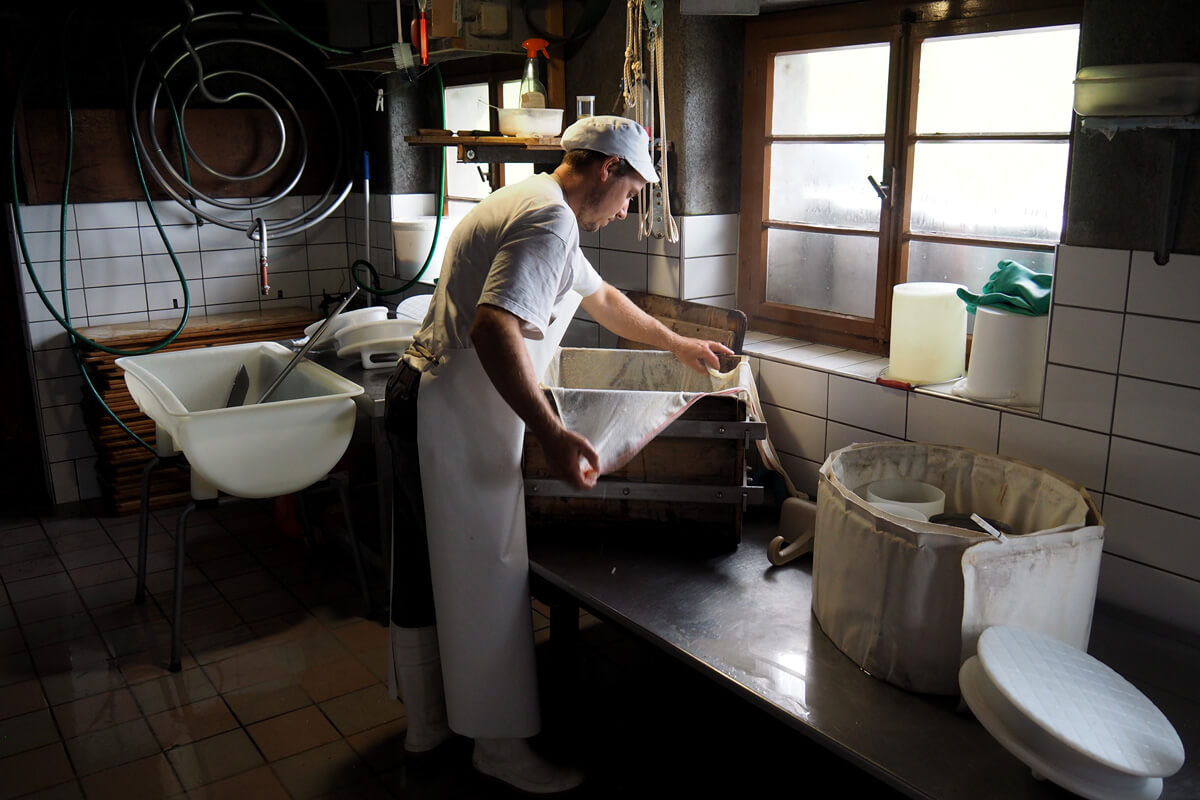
[975,626,1185,778]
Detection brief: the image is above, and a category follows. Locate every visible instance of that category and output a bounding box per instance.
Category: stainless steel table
[316,348,1198,800]
[526,518,1200,800]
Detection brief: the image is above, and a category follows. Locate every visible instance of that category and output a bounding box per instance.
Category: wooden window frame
[738,0,1082,354]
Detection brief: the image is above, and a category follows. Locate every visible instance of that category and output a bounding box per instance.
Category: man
[385,115,732,794]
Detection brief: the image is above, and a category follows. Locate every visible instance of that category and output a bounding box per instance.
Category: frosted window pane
[444,84,491,199]
[766,228,878,318]
[772,44,890,135]
[501,80,520,109]
[768,142,884,229]
[910,141,1068,242]
[916,26,1079,134]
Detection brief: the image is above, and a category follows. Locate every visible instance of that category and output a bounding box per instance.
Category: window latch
[868,170,893,207]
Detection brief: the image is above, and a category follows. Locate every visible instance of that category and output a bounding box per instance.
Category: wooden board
[615,291,747,354]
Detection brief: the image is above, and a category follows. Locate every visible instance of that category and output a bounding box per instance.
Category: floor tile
[0,540,55,568]
[0,741,73,800]
[356,646,389,684]
[30,635,111,675]
[180,764,291,800]
[15,781,84,800]
[247,611,327,647]
[146,695,239,748]
[344,718,406,770]
[297,655,377,704]
[0,708,59,757]
[42,517,101,538]
[101,619,176,659]
[78,753,181,800]
[0,627,24,656]
[229,589,305,623]
[223,677,313,726]
[40,665,127,706]
[0,651,35,688]
[117,649,198,685]
[0,605,14,630]
[6,572,75,603]
[0,524,46,548]
[318,684,401,737]
[91,600,165,633]
[184,624,263,665]
[78,578,138,610]
[51,529,113,555]
[268,739,367,800]
[203,647,293,694]
[165,728,265,790]
[179,601,243,639]
[23,611,98,650]
[59,543,123,570]
[330,619,386,654]
[64,716,160,776]
[13,591,85,626]
[198,553,261,582]
[213,569,281,600]
[115,532,172,559]
[130,667,217,716]
[248,705,342,762]
[68,559,134,589]
[0,677,47,720]
[52,687,142,738]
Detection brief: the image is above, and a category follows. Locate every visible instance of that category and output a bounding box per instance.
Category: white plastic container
[392,217,458,283]
[303,306,388,348]
[1073,63,1200,117]
[888,282,967,385]
[334,318,420,369]
[497,107,563,137]
[952,306,1049,407]
[116,342,363,500]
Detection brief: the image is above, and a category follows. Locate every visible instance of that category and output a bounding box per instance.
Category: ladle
[257,286,360,404]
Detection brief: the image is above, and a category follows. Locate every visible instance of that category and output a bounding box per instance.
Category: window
[442,77,536,215]
[738,2,1082,352]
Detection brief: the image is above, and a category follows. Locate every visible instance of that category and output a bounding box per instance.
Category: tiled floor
[0,500,903,799]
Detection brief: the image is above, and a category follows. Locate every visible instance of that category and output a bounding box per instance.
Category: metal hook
[868,173,891,207]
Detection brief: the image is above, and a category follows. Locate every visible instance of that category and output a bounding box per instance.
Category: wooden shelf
[405,133,564,164]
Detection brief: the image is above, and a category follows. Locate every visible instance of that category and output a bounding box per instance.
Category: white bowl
[869,501,929,522]
[335,318,421,369]
[865,479,946,519]
[498,108,563,137]
[303,306,388,348]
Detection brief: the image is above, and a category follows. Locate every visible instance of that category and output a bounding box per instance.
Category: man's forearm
[579,283,680,351]
[469,304,562,439]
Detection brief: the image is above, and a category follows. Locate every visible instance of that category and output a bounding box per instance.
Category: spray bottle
[519,38,550,108]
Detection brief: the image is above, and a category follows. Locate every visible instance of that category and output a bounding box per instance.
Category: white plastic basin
[116,342,364,500]
[334,318,420,370]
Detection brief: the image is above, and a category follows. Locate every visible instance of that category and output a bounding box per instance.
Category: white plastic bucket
[392,217,458,283]
[953,306,1049,407]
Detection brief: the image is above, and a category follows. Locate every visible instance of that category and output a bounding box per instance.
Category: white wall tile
[828,374,907,438]
[20,259,83,293]
[74,202,139,230]
[24,290,85,324]
[647,255,679,298]
[599,250,648,292]
[776,451,821,498]
[50,461,78,504]
[1119,315,1200,388]
[757,360,827,417]
[83,311,150,327]
[783,344,854,368]
[1107,436,1200,518]
[598,328,618,348]
[81,257,145,288]
[307,243,351,270]
[1041,364,1116,433]
[45,431,94,462]
[998,413,1109,491]
[28,321,71,351]
[1112,377,1200,453]
[1097,554,1200,638]
[825,421,901,457]
[33,348,76,380]
[76,457,101,501]
[681,255,736,300]
[681,214,738,258]
[746,337,811,357]
[191,199,252,222]
[10,203,75,233]
[20,230,80,263]
[198,222,256,252]
[202,276,261,306]
[744,331,783,345]
[578,227,599,248]
[689,294,736,310]
[201,248,256,279]
[580,247,600,272]
[561,319,599,348]
[257,195,309,223]
[41,404,86,436]
[839,356,891,381]
[146,280,205,312]
[305,217,347,245]
[1047,306,1123,372]
[137,199,203,227]
[906,393,1000,453]
[77,227,142,259]
[38,377,81,408]
[260,272,311,305]
[142,252,203,283]
[1052,245,1129,311]
[83,285,147,317]
[140,224,200,255]
[268,245,310,274]
[204,301,261,317]
[1127,250,1200,322]
[761,404,826,462]
[647,218,681,258]
[598,215,647,253]
[308,268,352,297]
[1101,496,1200,582]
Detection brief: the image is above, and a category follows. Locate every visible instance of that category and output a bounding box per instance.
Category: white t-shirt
[409,173,603,362]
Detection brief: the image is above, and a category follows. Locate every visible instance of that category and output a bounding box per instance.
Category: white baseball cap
[560,115,659,184]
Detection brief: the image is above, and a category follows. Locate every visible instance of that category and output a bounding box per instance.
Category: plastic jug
[519,38,549,108]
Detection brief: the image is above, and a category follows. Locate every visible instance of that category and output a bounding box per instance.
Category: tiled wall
[748,243,1200,636]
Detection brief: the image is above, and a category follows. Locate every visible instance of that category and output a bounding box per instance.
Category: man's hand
[540,427,600,490]
[671,337,734,373]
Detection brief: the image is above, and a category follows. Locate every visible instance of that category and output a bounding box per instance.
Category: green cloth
[957,260,1053,316]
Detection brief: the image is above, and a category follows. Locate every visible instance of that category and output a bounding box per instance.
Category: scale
[959,626,1185,800]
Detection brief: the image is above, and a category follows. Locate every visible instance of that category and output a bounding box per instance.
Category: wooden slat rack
[405,131,564,164]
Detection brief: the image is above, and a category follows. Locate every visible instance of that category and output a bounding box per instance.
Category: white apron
[416,292,581,737]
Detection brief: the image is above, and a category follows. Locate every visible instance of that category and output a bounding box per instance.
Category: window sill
[742,330,1042,418]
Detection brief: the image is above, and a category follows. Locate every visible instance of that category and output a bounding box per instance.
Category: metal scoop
[256,287,360,405]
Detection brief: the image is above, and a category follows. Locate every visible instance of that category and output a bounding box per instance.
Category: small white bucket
[392,217,458,283]
[953,306,1049,407]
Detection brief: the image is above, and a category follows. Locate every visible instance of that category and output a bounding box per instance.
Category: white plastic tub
[303,306,388,348]
[117,342,363,500]
[1074,63,1200,117]
[498,107,563,137]
[334,317,420,369]
[392,217,458,283]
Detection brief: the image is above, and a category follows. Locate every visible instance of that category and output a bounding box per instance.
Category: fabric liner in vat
[812,441,1104,696]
